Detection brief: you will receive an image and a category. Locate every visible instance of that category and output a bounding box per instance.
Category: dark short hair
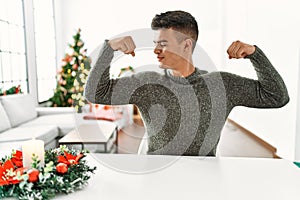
[151,10,198,49]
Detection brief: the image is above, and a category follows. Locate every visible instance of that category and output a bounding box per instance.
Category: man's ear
[184,39,193,52]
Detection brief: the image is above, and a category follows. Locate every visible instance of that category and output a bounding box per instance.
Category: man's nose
[154,46,162,54]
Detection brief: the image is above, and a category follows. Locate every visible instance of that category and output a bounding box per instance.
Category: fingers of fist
[108,36,136,56]
[227,40,255,59]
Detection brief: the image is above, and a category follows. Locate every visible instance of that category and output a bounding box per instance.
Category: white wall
[53,0,223,66]
[54,0,300,160]
[224,0,300,160]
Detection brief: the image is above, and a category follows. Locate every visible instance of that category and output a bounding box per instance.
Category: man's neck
[170,63,195,77]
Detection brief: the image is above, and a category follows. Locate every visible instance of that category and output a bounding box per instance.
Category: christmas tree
[49,28,91,112]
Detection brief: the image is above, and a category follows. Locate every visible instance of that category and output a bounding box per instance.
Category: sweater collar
[165,68,203,84]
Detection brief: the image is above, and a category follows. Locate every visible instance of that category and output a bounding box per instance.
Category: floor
[217,121,275,158]
[117,123,145,154]
[117,119,275,158]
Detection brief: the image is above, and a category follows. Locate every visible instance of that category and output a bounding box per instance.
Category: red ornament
[62,54,73,63]
[27,168,40,183]
[56,163,68,174]
[67,98,73,104]
[72,64,78,70]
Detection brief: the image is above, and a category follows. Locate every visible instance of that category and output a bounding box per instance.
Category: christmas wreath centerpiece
[0,145,96,199]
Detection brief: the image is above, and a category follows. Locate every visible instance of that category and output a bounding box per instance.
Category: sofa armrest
[36,107,75,116]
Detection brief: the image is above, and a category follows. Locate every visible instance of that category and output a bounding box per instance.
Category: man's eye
[154,41,167,47]
[159,42,167,47]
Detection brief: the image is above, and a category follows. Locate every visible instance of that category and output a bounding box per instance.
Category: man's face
[153,29,186,70]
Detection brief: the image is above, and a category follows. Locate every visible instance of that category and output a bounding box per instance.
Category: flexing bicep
[221,46,289,108]
[84,40,158,106]
[221,72,288,108]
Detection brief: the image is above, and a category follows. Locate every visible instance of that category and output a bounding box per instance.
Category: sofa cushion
[20,113,75,136]
[0,102,11,132]
[0,94,37,127]
[0,125,59,145]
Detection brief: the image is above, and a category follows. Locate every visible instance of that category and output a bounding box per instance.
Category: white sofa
[0,94,76,154]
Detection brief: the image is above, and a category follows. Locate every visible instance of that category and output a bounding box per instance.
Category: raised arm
[84,37,139,105]
[222,41,289,108]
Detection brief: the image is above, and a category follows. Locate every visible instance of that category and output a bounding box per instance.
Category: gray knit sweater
[84,41,289,156]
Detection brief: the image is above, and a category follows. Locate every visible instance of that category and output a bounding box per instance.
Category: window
[0,0,27,93]
[33,0,56,102]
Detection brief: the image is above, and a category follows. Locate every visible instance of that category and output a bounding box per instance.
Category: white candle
[22,139,45,168]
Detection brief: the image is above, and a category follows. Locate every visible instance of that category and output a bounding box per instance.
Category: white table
[55,154,300,200]
[58,121,118,153]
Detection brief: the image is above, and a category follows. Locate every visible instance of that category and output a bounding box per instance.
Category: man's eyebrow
[153,40,168,43]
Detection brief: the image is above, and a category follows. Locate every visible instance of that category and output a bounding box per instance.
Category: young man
[85,10,289,156]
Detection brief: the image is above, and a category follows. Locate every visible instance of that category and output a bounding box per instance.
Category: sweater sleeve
[221,46,289,108]
[84,40,114,104]
[84,40,148,105]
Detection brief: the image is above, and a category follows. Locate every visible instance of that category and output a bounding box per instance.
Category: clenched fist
[108,36,136,56]
[227,40,256,59]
